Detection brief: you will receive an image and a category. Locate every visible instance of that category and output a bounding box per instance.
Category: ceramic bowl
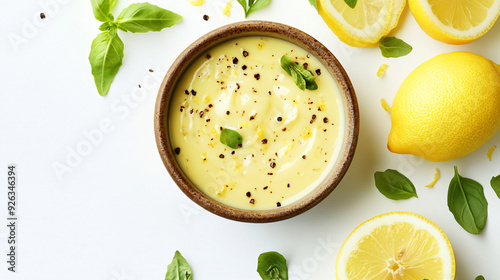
[154,21,359,223]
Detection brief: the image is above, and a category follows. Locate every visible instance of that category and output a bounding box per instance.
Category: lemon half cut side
[336,212,455,280]
[409,0,500,44]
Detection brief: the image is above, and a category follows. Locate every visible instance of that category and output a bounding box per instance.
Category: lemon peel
[377,64,389,77]
[187,0,205,6]
[380,98,391,113]
[426,168,440,188]
[487,145,496,161]
[222,0,232,17]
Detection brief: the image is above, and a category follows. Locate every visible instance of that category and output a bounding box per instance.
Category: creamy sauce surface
[169,36,344,210]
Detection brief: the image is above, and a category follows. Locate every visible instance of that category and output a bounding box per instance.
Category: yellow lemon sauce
[169,36,344,210]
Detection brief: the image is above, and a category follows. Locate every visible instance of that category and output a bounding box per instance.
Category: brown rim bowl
[154,21,359,223]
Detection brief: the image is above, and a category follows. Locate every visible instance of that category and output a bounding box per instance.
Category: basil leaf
[475,276,485,280]
[308,0,318,10]
[344,0,357,9]
[247,0,271,16]
[490,175,500,199]
[290,67,306,90]
[379,37,413,58]
[290,64,315,83]
[280,55,318,91]
[257,251,288,280]
[237,0,271,18]
[109,0,118,9]
[280,55,292,76]
[448,166,488,234]
[290,64,318,90]
[374,169,418,200]
[165,251,192,280]
[220,128,243,149]
[90,0,114,22]
[237,0,248,16]
[89,31,124,96]
[115,3,183,33]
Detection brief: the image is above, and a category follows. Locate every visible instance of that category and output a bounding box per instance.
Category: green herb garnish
[257,251,288,280]
[308,0,318,10]
[374,169,418,200]
[89,30,124,96]
[344,0,358,9]
[448,166,488,234]
[237,0,271,18]
[220,128,243,149]
[165,251,192,280]
[475,276,485,280]
[490,175,500,199]
[280,55,318,91]
[89,0,182,96]
[378,37,413,58]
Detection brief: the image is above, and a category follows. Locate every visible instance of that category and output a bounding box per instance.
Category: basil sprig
[490,175,500,199]
[220,128,243,149]
[378,37,413,58]
[257,251,288,280]
[280,55,318,91]
[374,169,418,200]
[89,0,182,96]
[237,0,271,18]
[447,166,488,234]
[165,251,192,280]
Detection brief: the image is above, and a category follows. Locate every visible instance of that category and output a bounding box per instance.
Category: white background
[1,0,500,279]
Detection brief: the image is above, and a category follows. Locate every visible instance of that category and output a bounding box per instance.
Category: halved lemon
[317,0,406,48]
[409,0,500,44]
[336,212,455,279]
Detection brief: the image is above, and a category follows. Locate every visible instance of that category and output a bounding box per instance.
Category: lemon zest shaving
[222,0,232,17]
[377,64,389,77]
[187,0,205,6]
[380,98,391,113]
[487,145,496,161]
[426,168,440,188]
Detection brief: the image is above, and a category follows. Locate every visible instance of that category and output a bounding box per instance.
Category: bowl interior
[154,21,359,223]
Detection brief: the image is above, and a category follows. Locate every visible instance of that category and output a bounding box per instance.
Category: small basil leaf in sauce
[114,3,183,33]
[257,251,288,280]
[290,67,306,90]
[280,55,318,91]
[379,37,413,58]
[165,251,192,280]
[220,128,243,149]
[344,0,358,9]
[448,166,488,234]
[475,276,485,280]
[490,175,500,199]
[374,169,418,200]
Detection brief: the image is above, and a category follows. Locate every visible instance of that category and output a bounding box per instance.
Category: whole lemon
[388,52,500,162]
